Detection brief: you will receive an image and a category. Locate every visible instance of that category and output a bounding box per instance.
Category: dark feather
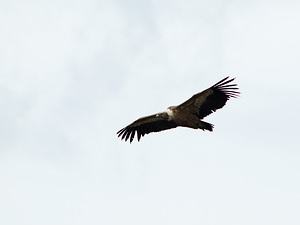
[178,76,240,119]
[117,114,178,143]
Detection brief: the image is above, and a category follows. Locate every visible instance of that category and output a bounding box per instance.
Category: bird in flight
[117,76,239,143]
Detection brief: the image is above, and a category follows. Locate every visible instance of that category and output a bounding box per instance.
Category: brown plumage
[117,77,239,143]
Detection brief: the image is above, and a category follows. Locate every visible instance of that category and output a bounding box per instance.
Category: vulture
[117,76,239,143]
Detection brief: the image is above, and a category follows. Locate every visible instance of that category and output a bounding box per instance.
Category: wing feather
[177,76,239,119]
[117,114,178,143]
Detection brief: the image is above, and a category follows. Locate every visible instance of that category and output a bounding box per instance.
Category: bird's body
[165,106,209,129]
[117,77,239,143]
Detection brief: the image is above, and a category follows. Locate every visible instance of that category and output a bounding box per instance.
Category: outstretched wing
[117,114,178,143]
[177,77,239,119]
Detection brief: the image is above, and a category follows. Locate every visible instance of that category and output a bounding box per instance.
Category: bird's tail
[199,121,214,131]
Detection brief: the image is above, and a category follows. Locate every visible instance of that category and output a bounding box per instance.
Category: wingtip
[117,126,138,143]
[211,76,240,98]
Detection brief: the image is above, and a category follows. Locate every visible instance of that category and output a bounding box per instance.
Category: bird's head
[156,112,169,120]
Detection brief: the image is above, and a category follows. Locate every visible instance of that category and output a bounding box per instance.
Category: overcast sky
[1,0,300,224]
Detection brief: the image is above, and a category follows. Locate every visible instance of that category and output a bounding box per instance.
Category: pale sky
[1,0,300,224]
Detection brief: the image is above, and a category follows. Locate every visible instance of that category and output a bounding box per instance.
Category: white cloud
[1,1,300,225]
